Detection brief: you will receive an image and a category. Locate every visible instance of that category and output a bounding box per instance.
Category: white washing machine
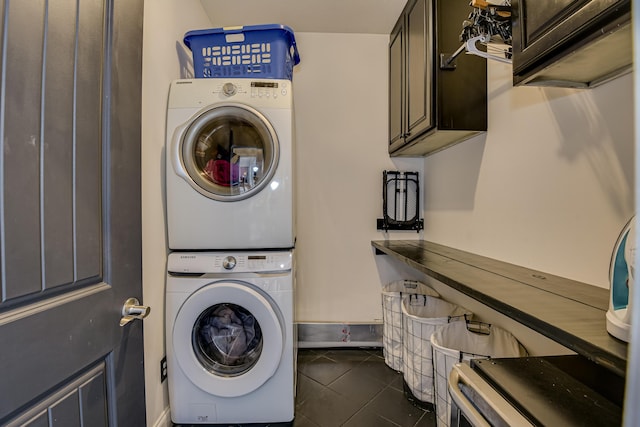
[166,250,295,425]
[166,78,295,250]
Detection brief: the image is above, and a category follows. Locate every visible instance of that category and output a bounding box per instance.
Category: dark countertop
[372,240,628,377]
[471,356,623,425]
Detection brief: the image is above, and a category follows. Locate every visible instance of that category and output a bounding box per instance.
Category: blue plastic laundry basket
[184,24,300,80]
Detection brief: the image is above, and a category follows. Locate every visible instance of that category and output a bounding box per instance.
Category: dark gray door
[0,0,145,426]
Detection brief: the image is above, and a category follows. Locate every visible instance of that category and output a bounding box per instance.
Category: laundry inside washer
[194,302,264,375]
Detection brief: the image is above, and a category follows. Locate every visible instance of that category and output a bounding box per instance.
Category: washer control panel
[168,251,292,274]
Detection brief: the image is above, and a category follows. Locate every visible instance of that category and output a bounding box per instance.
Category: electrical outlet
[160,356,167,382]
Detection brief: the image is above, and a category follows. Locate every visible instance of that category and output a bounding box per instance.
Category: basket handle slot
[403,280,419,289]
[466,319,492,335]
[225,33,246,43]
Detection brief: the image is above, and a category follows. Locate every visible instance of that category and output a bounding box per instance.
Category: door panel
[524,0,581,42]
[3,0,45,300]
[406,0,432,137]
[0,0,144,425]
[43,0,77,288]
[2,0,104,302]
[389,20,403,146]
[512,0,630,76]
[0,286,113,419]
[7,364,108,427]
[76,0,105,281]
[406,0,427,130]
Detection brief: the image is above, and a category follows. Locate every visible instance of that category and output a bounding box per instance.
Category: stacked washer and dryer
[165,76,297,425]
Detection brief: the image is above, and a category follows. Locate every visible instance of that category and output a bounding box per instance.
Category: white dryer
[166,250,295,425]
[166,78,295,250]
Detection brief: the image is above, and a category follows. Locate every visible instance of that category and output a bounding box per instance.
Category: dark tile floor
[294,348,435,427]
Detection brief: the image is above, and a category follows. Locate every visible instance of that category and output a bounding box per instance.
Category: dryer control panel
[249,81,289,99]
[168,251,293,274]
[214,80,289,99]
[168,78,292,110]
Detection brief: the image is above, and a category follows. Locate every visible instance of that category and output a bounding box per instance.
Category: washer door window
[180,104,279,201]
[193,303,263,377]
[173,281,284,397]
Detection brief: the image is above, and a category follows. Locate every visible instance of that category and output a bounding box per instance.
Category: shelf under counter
[371,239,628,377]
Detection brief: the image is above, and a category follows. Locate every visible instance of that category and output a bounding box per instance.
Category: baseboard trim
[151,406,172,427]
[297,322,382,348]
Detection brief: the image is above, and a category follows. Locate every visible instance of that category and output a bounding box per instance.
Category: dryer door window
[180,105,279,202]
[193,303,263,377]
[173,281,284,397]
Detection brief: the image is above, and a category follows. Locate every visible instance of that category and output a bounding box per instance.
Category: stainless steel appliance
[448,355,623,426]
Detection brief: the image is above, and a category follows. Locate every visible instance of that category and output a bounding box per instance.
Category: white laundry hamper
[431,321,528,427]
[401,296,472,409]
[381,280,439,371]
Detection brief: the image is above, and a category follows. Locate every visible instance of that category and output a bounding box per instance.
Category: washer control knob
[222,256,237,270]
[222,82,237,97]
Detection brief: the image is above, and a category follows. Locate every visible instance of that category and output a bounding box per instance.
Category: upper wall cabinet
[389,0,487,157]
[511,0,631,88]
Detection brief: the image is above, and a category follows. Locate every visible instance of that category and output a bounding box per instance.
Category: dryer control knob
[222,83,237,97]
[222,256,237,270]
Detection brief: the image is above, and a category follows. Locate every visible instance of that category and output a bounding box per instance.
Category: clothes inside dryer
[193,303,264,377]
[184,106,276,199]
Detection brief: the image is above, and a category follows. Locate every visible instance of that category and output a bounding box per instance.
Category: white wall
[141,1,211,425]
[292,32,423,323]
[423,62,634,288]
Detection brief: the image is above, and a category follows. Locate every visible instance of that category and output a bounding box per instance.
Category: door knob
[120,297,150,327]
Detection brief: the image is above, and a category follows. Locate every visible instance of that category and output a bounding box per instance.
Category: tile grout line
[296,349,435,427]
[338,378,403,427]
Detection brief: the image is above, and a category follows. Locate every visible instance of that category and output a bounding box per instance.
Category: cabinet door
[405,0,432,139]
[389,20,404,147]
[513,0,630,76]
